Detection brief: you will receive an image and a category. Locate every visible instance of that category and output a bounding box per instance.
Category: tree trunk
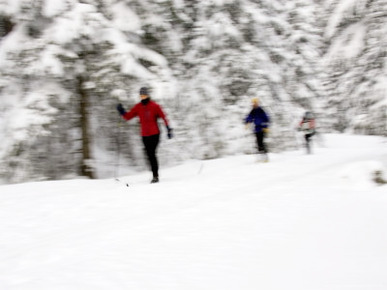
[77,75,95,179]
[0,16,14,38]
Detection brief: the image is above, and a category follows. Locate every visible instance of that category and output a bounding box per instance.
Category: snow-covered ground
[1,134,386,290]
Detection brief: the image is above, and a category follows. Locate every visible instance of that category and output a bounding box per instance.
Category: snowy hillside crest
[1,134,386,289]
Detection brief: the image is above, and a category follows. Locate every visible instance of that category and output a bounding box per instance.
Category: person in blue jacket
[245,98,270,161]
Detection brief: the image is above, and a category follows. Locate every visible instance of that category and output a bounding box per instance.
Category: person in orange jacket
[298,111,315,154]
[117,87,173,183]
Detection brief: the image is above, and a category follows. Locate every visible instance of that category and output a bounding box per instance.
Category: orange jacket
[299,118,315,132]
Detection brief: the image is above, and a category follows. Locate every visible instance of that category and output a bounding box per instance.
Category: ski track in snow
[0,134,387,290]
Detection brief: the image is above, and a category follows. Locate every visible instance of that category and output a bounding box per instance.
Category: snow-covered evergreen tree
[322,0,387,136]
[0,0,349,184]
[136,0,325,156]
[0,0,174,183]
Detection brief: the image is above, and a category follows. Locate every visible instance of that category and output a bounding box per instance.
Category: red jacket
[122,100,169,136]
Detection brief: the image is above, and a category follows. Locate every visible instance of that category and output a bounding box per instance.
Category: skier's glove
[116,103,126,116]
[263,128,269,133]
[167,126,173,139]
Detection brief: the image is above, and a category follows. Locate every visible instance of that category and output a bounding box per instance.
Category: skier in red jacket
[117,87,173,183]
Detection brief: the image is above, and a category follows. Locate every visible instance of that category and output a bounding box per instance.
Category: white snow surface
[1,134,387,290]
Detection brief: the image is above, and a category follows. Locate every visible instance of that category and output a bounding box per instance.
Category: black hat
[139,87,149,95]
[304,111,314,119]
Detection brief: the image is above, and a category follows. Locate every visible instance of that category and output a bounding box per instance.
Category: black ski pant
[255,132,267,154]
[142,134,160,178]
[305,132,315,143]
[304,132,315,154]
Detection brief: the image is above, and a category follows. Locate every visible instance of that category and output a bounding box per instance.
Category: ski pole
[114,118,121,180]
[114,118,129,187]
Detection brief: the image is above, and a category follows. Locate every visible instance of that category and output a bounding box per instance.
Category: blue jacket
[245,107,270,133]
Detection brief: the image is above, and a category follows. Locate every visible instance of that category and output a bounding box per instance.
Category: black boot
[151,176,159,183]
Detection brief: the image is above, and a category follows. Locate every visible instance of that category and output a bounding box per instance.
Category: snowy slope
[0,134,386,290]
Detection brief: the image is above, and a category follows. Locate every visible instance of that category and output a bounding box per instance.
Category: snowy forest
[0,0,386,184]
